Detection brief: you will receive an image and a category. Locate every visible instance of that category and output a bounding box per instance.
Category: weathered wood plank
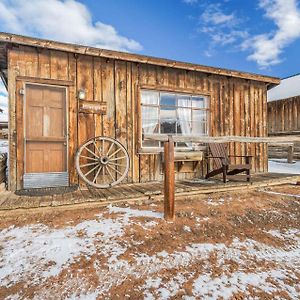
[0,33,280,84]
[68,53,78,185]
[268,96,300,135]
[131,63,140,182]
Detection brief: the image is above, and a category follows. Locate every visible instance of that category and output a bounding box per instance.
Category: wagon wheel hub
[75,136,130,189]
[100,156,109,165]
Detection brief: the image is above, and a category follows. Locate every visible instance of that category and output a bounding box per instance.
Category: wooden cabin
[268,74,300,160]
[0,33,280,191]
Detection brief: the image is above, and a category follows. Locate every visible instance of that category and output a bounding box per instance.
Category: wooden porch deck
[0,173,299,211]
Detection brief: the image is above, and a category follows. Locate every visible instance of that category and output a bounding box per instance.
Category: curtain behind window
[141,91,159,147]
[177,97,192,147]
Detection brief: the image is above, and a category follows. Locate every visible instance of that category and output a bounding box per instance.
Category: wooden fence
[144,134,300,220]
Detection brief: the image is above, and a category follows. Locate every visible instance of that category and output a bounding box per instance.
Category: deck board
[0,173,299,211]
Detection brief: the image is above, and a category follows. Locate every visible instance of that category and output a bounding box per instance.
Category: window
[141,90,209,148]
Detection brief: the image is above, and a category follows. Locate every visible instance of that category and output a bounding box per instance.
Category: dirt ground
[0,183,299,299]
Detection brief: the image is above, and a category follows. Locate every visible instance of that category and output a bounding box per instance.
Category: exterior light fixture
[78,89,86,100]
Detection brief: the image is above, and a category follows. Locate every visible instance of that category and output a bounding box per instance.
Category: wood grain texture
[268,96,300,135]
[7,46,271,190]
[164,136,175,220]
[0,32,280,84]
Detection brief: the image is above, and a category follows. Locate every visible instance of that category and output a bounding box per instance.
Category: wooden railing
[143,134,300,220]
[269,143,294,163]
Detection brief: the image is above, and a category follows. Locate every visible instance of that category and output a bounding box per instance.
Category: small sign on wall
[79,100,107,114]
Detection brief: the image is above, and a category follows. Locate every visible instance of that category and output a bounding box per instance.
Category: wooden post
[164,135,175,220]
[287,145,294,164]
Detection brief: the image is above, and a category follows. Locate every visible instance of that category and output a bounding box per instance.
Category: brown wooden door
[25,84,67,174]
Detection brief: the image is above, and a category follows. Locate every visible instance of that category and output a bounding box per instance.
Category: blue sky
[1,0,300,121]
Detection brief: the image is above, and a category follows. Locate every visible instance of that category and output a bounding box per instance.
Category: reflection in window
[141,90,209,148]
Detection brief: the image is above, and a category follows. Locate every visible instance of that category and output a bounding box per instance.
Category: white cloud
[212,30,248,46]
[198,3,247,53]
[244,0,300,67]
[201,4,235,26]
[0,0,142,52]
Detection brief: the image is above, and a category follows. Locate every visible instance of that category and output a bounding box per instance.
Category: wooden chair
[205,143,251,183]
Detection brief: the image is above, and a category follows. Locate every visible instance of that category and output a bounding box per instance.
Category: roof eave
[0,32,280,85]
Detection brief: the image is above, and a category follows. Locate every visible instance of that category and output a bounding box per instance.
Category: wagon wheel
[75,136,130,188]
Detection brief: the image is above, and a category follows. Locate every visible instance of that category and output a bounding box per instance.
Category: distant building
[268,73,300,102]
[267,74,300,160]
[267,74,300,135]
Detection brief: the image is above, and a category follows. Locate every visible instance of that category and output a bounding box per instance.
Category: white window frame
[140,89,210,151]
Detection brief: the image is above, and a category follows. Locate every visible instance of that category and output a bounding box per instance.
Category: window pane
[177,121,191,135]
[192,110,207,122]
[192,96,207,109]
[160,93,176,106]
[142,106,159,133]
[140,90,209,148]
[142,106,159,147]
[177,95,191,107]
[160,106,176,134]
[141,90,159,105]
[177,107,192,122]
[192,122,207,135]
[160,107,176,121]
[177,96,192,137]
[161,121,176,134]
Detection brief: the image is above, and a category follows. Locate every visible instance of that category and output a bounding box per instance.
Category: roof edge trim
[0,32,280,85]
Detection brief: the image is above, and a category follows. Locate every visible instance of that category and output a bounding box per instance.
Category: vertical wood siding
[8,46,268,190]
[268,96,300,135]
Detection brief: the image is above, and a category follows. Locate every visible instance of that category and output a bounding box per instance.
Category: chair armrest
[206,156,226,159]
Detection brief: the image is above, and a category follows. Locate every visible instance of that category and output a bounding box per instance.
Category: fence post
[164,135,175,220]
[287,144,294,164]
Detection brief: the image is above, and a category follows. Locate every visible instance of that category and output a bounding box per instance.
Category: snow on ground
[0,203,299,299]
[268,159,300,174]
[0,139,8,154]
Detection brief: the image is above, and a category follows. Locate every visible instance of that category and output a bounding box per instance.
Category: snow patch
[268,159,300,175]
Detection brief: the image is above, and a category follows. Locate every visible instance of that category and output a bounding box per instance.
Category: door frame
[23,82,69,175]
[16,77,72,189]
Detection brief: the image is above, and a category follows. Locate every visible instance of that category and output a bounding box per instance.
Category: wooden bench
[162,151,203,171]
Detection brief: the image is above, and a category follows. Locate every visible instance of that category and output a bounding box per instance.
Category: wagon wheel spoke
[80,155,98,161]
[76,136,130,189]
[84,164,100,177]
[107,163,123,176]
[93,165,103,183]
[106,141,115,157]
[109,156,127,161]
[84,146,99,159]
[80,161,99,168]
[108,161,126,167]
[109,147,122,158]
[93,140,102,156]
[105,165,115,181]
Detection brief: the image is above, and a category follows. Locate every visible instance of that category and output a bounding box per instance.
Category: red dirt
[0,184,299,299]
